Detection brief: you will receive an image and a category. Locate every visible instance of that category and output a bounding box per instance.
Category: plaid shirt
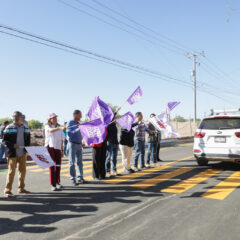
[133,123,150,141]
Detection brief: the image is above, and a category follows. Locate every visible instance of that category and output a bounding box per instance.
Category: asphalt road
[1,142,240,240]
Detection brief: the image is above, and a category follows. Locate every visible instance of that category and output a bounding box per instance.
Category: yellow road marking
[202,171,240,200]
[58,163,93,173]
[131,167,193,189]
[104,155,193,184]
[164,156,194,166]
[105,165,171,184]
[28,161,92,172]
[61,162,124,177]
[82,166,126,181]
[162,168,222,194]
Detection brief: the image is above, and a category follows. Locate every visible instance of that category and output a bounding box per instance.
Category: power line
[91,0,197,53]
[89,0,240,95]
[203,56,239,87]
[0,23,237,106]
[199,64,240,96]
[72,0,189,54]
[57,0,184,56]
[0,24,192,87]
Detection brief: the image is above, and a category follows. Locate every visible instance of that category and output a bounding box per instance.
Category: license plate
[215,137,226,143]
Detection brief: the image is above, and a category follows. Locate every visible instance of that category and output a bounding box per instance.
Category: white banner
[149,110,180,139]
[25,146,55,169]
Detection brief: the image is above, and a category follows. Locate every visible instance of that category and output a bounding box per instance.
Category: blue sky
[0,0,240,123]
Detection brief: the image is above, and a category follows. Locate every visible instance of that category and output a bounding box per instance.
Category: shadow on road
[0,184,161,236]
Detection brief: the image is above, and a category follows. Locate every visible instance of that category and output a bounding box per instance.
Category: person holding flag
[132,112,152,171]
[116,112,136,173]
[91,134,108,180]
[67,110,86,186]
[45,113,65,191]
[119,126,135,174]
[78,117,108,180]
[146,113,158,168]
[106,108,121,177]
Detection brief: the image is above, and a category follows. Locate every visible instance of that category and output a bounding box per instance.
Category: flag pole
[119,100,128,110]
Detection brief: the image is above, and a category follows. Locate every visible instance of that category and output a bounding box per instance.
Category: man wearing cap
[3,111,31,197]
[67,110,86,185]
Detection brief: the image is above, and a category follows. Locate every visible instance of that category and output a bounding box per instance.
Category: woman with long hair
[45,113,65,191]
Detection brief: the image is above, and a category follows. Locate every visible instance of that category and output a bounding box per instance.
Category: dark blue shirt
[67,120,82,143]
[107,122,119,144]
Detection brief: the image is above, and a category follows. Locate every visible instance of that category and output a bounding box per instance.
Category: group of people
[1,110,162,197]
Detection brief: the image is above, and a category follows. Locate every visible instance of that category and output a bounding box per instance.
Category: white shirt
[45,124,65,150]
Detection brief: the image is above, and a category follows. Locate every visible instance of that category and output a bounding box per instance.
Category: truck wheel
[196,157,208,166]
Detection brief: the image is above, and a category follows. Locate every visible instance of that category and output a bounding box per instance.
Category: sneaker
[157,159,163,162]
[18,189,30,194]
[146,164,150,168]
[133,167,139,172]
[112,171,118,176]
[93,178,100,181]
[51,186,58,191]
[56,183,63,189]
[78,179,87,184]
[125,168,135,174]
[151,163,157,168]
[4,191,15,198]
[106,172,111,178]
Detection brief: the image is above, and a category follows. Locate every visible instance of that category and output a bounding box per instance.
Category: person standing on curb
[67,110,86,186]
[119,125,135,174]
[106,114,119,177]
[91,135,107,181]
[45,113,65,191]
[3,111,31,198]
[132,112,151,171]
[146,113,158,168]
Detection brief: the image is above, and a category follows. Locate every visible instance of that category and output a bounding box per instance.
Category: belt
[70,141,82,144]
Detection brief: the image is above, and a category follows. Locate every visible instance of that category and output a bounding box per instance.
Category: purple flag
[167,101,180,111]
[88,96,114,126]
[127,86,143,105]
[116,112,135,131]
[79,118,106,145]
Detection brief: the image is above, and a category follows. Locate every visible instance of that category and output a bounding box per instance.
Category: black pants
[92,140,106,179]
[157,142,161,160]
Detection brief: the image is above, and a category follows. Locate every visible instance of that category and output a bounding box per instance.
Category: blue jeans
[106,143,118,173]
[133,140,145,168]
[0,141,7,163]
[68,142,83,182]
[147,142,157,164]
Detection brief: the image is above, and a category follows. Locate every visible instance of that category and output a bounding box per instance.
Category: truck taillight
[235,132,240,138]
[194,132,206,138]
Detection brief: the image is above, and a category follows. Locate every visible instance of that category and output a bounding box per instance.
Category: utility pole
[186,51,205,123]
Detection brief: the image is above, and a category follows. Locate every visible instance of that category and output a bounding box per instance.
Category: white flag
[149,110,180,138]
[25,146,55,169]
